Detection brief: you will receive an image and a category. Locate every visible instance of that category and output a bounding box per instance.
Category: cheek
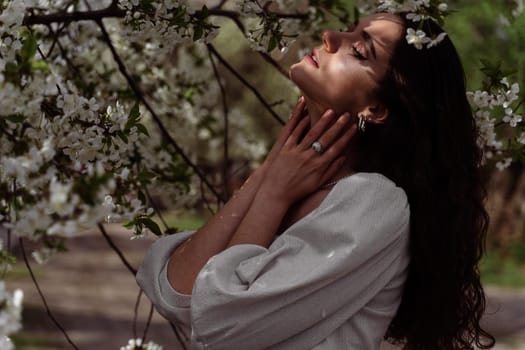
[324,64,376,111]
[290,60,374,113]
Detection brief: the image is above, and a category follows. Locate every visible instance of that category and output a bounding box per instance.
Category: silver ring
[311,141,323,154]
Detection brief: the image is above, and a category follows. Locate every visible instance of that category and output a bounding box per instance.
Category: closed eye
[352,46,366,60]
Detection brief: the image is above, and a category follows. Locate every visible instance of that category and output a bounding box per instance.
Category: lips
[304,54,318,68]
[304,48,319,68]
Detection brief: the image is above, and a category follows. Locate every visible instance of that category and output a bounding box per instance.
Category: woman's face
[289,13,404,120]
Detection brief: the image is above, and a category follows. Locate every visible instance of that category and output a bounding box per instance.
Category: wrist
[257,181,293,208]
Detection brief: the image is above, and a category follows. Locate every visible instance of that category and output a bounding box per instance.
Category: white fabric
[136,172,411,350]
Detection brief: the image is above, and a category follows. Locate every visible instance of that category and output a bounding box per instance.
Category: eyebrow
[362,30,377,59]
[353,19,377,60]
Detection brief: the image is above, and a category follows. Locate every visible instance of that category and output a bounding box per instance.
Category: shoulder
[320,172,409,213]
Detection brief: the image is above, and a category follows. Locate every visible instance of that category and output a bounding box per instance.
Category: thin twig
[23,4,125,25]
[200,179,217,215]
[209,9,289,80]
[141,302,155,343]
[132,289,143,340]
[45,22,67,58]
[258,52,289,78]
[96,19,225,202]
[207,47,231,199]
[169,322,189,350]
[207,44,285,125]
[19,238,80,350]
[208,8,308,20]
[98,223,137,275]
[144,186,169,230]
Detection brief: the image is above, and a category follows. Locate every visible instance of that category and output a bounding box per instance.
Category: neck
[303,97,360,183]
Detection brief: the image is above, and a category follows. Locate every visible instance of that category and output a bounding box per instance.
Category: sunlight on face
[289,13,404,119]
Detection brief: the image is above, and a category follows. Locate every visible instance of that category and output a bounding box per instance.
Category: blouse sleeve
[137,173,410,350]
[136,230,195,339]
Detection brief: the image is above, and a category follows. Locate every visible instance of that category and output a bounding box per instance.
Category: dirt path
[7,225,525,350]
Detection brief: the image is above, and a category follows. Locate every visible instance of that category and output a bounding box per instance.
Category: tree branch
[258,51,289,79]
[96,19,225,202]
[141,302,155,343]
[98,223,137,275]
[132,289,142,341]
[23,4,307,27]
[23,5,125,26]
[20,238,80,350]
[208,8,308,20]
[207,47,231,199]
[207,44,285,125]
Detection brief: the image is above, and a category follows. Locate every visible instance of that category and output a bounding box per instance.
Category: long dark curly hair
[354,14,496,350]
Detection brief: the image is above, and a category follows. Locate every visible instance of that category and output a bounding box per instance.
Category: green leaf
[123,220,136,229]
[4,114,24,123]
[141,217,162,236]
[199,4,208,19]
[136,123,149,136]
[117,131,128,143]
[267,35,278,52]
[193,25,204,41]
[31,60,49,72]
[21,34,37,64]
[138,190,146,205]
[130,102,140,120]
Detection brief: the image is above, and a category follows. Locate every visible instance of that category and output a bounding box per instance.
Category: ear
[357,104,389,125]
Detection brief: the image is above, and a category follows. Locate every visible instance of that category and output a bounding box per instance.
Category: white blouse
[136,172,411,350]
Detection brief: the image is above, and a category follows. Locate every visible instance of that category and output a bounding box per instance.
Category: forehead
[357,13,404,55]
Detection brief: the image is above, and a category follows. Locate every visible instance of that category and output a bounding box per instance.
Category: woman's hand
[260,97,308,172]
[260,108,357,205]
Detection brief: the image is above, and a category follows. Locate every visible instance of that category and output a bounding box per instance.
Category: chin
[289,62,309,87]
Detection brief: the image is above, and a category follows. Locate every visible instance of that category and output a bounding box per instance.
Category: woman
[137,13,495,350]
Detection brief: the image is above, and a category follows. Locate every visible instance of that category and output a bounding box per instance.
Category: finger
[320,156,347,185]
[289,96,306,122]
[322,123,358,162]
[285,97,307,131]
[275,97,307,147]
[316,112,351,150]
[285,116,310,146]
[286,96,307,133]
[299,109,336,151]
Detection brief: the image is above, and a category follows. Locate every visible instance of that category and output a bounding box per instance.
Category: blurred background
[6,0,525,348]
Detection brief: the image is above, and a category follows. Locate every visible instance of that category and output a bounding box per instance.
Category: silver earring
[357,115,367,133]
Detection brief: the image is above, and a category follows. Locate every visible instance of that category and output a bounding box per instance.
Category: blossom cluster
[237,0,304,53]
[468,77,523,170]
[513,0,524,17]
[377,0,450,49]
[0,281,23,350]
[120,338,162,350]
[0,0,215,238]
[118,0,218,56]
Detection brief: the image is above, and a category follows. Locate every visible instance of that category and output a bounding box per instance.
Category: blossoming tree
[0,0,524,348]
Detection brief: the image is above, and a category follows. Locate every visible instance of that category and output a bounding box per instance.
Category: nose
[322,31,341,53]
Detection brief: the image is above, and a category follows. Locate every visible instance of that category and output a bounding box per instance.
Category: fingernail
[339,112,350,121]
[299,96,305,103]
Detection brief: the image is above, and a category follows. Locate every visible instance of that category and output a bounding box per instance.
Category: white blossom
[513,0,524,17]
[426,32,448,48]
[49,178,72,214]
[405,28,431,49]
[0,281,23,342]
[496,157,512,170]
[32,247,58,264]
[120,338,162,350]
[517,131,525,144]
